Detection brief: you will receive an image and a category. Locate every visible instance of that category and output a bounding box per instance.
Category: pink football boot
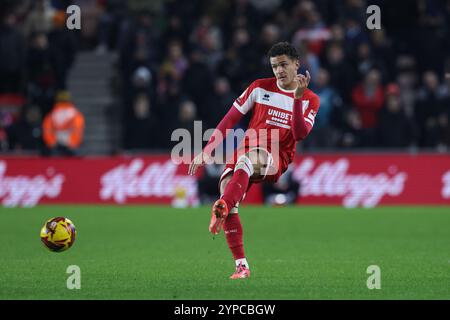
[209,199,229,235]
[230,263,250,279]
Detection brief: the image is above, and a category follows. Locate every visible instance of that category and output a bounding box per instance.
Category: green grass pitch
[0,205,449,300]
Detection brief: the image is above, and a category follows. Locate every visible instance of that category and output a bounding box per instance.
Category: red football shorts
[218,146,290,189]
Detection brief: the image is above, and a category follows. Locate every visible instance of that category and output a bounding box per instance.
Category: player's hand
[188,151,211,175]
[294,70,311,99]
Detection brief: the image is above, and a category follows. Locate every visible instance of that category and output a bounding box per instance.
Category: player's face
[270,55,300,89]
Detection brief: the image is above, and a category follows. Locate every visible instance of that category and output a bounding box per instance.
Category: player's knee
[234,154,254,177]
[247,149,269,177]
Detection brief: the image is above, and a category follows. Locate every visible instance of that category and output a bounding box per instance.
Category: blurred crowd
[0,0,81,154]
[1,0,450,154]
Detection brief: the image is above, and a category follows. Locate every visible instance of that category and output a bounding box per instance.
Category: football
[40,217,77,252]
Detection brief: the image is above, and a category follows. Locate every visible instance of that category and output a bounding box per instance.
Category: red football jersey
[233,77,320,165]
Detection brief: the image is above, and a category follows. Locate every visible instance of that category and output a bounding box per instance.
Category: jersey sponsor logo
[268,108,291,126]
[262,94,270,102]
[265,119,291,129]
[268,108,291,120]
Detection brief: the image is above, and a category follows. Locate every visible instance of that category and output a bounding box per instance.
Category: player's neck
[276,80,298,92]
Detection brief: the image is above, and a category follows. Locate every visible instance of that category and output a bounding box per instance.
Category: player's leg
[215,148,273,279]
[218,147,273,214]
[209,168,232,235]
[209,153,254,236]
[216,173,250,279]
[219,151,256,213]
[221,175,248,270]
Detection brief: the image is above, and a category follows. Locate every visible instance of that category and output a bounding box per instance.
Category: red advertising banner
[0,154,448,207]
[290,154,450,207]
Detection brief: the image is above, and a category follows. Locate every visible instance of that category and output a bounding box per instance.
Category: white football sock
[236,258,249,269]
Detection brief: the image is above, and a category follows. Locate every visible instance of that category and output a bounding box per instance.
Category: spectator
[178,100,197,127]
[170,99,198,146]
[341,5,368,58]
[205,77,236,128]
[0,93,25,151]
[182,50,214,121]
[0,111,14,151]
[42,91,85,156]
[291,6,331,57]
[95,0,128,54]
[395,55,418,118]
[370,29,395,81]
[339,108,375,149]
[26,32,57,114]
[351,68,384,131]
[437,74,450,149]
[322,42,355,103]
[189,15,223,71]
[377,83,414,148]
[22,0,55,37]
[354,42,383,78]
[158,80,184,130]
[9,104,44,152]
[0,13,25,93]
[306,68,342,149]
[162,14,189,51]
[124,93,160,149]
[118,10,160,82]
[217,27,258,93]
[296,40,321,83]
[158,40,188,98]
[259,23,281,58]
[47,10,77,90]
[414,71,443,147]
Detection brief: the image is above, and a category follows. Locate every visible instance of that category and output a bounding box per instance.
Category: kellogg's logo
[100,159,198,204]
[0,161,65,207]
[442,170,450,199]
[293,158,408,208]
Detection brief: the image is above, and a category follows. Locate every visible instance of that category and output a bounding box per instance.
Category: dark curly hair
[267,42,299,60]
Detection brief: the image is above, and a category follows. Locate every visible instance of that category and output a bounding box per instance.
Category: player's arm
[188,81,257,175]
[291,71,319,141]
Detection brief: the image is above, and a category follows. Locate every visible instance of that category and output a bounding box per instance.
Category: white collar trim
[276,80,298,93]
